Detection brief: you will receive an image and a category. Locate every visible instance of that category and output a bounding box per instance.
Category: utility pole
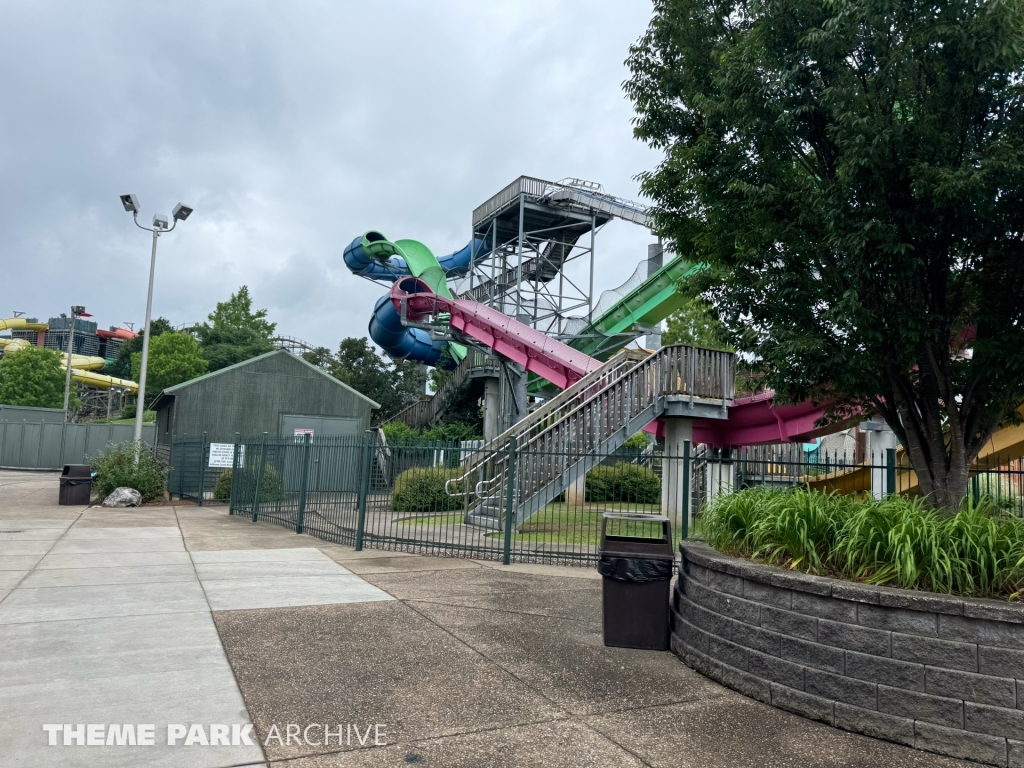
[62,305,86,419]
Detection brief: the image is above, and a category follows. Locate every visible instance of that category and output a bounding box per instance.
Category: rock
[101,487,143,508]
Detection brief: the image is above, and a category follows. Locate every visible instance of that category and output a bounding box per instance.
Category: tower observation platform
[458,176,653,339]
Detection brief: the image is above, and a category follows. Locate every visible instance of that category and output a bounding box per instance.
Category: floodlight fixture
[71,305,86,316]
[119,192,191,441]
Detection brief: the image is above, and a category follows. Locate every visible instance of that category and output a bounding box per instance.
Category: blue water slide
[367,294,448,366]
[346,231,490,368]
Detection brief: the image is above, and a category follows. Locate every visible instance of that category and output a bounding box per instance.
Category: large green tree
[626,0,1024,508]
[0,347,69,409]
[197,286,276,371]
[327,337,425,419]
[131,332,209,406]
[107,317,173,379]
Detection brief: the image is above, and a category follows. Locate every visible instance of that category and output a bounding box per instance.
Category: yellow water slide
[0,318,139,395]
[807,408,1024,495]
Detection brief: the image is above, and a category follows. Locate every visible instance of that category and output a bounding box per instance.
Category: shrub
[216,465,286,504]
[89,441,168,503]
[392,467,465,512]
[213,469,233,501]
[700,487,1024,599]
[382,421,482,445]
[120,404,156,423]
[585,463,661,504]
[622,432,650,450]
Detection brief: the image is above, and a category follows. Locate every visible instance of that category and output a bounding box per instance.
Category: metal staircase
[447,344,733,529]
[458,235,582,305]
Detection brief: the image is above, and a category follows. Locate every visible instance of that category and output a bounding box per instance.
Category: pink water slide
[392,278,840,447]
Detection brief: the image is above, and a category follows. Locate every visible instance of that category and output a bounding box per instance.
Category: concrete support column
[565,474,586,508]
[482,376,500,443]
[705,448,735,503]
[646,241,664,350]
[661,417,693,540]
[864,420,899,499]
[510,363,527,427]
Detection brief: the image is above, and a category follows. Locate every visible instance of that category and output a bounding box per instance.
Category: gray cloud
[0,1,660,348]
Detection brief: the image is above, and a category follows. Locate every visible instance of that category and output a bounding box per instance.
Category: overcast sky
[0,1,661,350]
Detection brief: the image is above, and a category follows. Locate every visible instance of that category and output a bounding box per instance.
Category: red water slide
[392,278,837,447]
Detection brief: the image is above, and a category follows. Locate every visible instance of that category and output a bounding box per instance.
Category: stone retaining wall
[673,541,1024,767]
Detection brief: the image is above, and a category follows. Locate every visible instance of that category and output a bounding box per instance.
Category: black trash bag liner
[597,555,672,583]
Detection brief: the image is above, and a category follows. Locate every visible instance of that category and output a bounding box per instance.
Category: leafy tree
[107,317,173,379]
[626,0,1024,508]
[329,337,424,419]
[662,293,731,350]
[197,286,276,371]
[0,346,71,409]
[131,332,208,406]
[302,346,335,369]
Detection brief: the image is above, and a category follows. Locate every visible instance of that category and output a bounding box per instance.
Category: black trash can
[59,465,93,506]
[597,512,674,650]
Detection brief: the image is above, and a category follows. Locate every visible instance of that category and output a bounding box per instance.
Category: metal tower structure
[454,176,652,340]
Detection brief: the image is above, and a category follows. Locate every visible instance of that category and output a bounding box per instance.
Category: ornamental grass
[699,488,1024,600]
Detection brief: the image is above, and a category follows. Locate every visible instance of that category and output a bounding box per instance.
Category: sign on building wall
[209,443,242,468]
[294,428,314,444]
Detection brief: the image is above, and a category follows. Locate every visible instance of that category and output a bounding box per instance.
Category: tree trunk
[889,410,973,512]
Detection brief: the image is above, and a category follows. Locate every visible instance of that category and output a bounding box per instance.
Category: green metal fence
[174,433,1024,566]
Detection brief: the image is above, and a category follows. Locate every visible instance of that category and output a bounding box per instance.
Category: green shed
[151,350,378,445]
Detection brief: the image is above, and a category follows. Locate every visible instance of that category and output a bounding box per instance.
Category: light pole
[119,195,193,442]
[62,305,87,417]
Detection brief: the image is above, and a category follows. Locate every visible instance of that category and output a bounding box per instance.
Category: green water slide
[525,255,701,393]
[569,255,702,359]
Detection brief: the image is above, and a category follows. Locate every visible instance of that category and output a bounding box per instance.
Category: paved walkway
[0,470,973,767]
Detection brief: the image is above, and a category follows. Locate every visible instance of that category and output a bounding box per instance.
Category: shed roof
[151,349,380,409]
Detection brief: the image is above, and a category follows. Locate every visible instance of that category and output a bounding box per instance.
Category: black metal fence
[168,433,1024,566]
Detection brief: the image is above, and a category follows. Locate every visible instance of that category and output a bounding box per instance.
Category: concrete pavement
[0,470,975,767]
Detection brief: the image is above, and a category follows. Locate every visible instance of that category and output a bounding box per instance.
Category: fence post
[197,432,208,507]
[502,435,518,565]
[971,474,981,506]
[354,433,374,551]
[886,448,896,496]
[177,437,186,500]
[296,432,313,535]
[229,433,240,515]
[252,432,268,523]
[681,440,691,541]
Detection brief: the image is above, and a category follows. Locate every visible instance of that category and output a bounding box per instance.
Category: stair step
[465,510,502,530]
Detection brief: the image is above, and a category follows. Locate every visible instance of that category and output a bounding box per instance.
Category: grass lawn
[392,502,664,546]
[491,502,662,545]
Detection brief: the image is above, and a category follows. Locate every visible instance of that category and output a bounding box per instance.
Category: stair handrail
[377,347,500,429]
[452,344,733,516]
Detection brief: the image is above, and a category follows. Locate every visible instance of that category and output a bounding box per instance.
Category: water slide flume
[0,318,139,395]
[390,278,846,446]
[345,231,491,367]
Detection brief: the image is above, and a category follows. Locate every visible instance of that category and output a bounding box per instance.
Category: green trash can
[597,513,674,650]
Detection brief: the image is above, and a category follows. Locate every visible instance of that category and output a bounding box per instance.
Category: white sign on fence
[209,443,242,468]
[294,428,314,444]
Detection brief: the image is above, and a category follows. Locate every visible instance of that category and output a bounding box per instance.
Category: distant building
[150,349,379,445]
[10,316,136,360]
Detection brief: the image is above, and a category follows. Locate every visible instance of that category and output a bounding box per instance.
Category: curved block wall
[673,542,1024,767]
